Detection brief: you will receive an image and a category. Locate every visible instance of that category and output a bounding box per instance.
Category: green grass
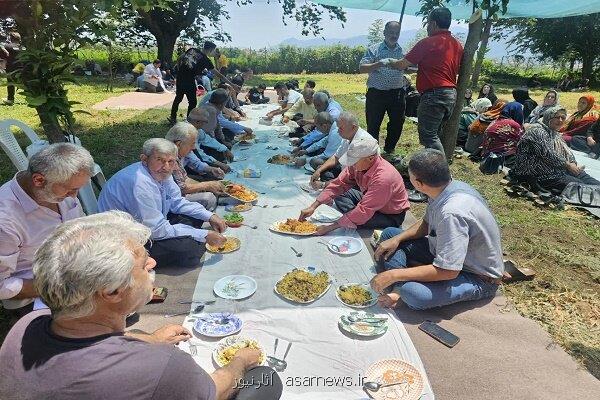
[0,73,599,378]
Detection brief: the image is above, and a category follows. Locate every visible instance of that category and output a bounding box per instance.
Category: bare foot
[378,293,400,308]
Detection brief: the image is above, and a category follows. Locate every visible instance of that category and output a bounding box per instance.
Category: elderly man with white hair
[313,91,343,121]
[310,111,371,185]
[300,134,409,235]
[0,143,94,318]
[98,138,227,268]
[0,211,281,400]
[165,121,226,211]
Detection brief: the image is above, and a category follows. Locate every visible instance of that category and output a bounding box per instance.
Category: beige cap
[339,135,380,166]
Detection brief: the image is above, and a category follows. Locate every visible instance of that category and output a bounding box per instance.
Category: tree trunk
[156,33,178,64]
[569,58,575,72]
[581,52,594,80]
[441,15,484,160]
[470,17,493,89]
[36,108,66,143]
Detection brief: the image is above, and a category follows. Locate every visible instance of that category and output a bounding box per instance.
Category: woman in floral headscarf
[511,106,600,192]
[561,95,598,144]
[480,102,525,167]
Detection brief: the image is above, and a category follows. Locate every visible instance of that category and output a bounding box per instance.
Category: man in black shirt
[0,32,21,106]
[169,42,238,124]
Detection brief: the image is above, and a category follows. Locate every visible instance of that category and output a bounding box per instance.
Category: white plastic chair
[0,119,106,215]
[0,119,37,171]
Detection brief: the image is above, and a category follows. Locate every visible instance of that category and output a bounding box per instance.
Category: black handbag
[561,182,600,207]
[479,152,505,174]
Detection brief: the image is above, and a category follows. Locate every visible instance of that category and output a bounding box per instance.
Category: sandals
[502,260,536,283]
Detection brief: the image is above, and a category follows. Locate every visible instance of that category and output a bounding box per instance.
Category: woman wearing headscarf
[477,83,498,105]
[456,91,478,148]
[480,102,525,167]
[561,95,599,145]
[465,99,505,154]
[528,90,559,124]
[512,87,538,121]
[510,106,600,192]
[464,88,473,107]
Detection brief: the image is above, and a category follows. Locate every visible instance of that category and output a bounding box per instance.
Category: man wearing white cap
[309,111,372,185]
[299,134,410,235]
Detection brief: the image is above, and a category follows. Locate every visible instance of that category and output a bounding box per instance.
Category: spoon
[198,314,231,325]
[290,247,302,257]
[363,381,405,392]
[272,205,293,208]
[318,241,340,252]
[347,315,387,324]
[178,300,216,305]
[266,356,287,371]
[241,223,258,229]
[164,304,205,318]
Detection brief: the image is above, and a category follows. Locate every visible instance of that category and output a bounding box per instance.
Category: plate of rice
[335,283,378,308]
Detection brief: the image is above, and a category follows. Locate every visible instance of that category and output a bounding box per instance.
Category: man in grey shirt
[359,21,407,154]
[0,211,281,400]
[371,149,504,310]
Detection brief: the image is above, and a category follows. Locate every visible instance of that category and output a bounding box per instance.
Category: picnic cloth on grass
[179,104,434,400]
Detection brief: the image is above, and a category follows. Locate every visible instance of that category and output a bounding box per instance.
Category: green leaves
[26,95,48,106]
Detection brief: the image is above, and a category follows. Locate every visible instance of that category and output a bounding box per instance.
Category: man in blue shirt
[98,138,227,268]
[187,106,233,173]
[359,21,407,154]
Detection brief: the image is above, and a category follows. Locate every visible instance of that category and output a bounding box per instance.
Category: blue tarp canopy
[312,0,600,19]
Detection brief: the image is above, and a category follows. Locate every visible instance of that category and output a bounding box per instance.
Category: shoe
[408,189,428,202]
[1,99,14,106]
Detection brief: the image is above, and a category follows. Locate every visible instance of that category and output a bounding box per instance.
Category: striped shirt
[360,42,405,90]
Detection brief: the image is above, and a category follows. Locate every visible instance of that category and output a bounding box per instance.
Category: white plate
[335,283,378,308]
[274,267,331,304]
[212,335,266,367]
[339,311,388,336]
[213,275,257,300]
[328,237,363,255]
[269,220,317,236]
[364,359,424,400]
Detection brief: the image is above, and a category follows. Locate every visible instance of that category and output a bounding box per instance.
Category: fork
[189,343,198,356]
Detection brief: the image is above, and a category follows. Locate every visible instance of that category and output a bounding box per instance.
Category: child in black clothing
[246,84,270,104]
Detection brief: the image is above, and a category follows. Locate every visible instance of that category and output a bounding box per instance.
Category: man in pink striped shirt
[299,135,409,235]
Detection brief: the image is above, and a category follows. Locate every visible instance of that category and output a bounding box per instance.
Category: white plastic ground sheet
[179,104,434,399]
[573,151,600,182]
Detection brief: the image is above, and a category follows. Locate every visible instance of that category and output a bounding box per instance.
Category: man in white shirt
[265,82,302,119]
[310,111,373,186]
[142,59,167,93]
[0,143,94,317]
[98,138,227,268]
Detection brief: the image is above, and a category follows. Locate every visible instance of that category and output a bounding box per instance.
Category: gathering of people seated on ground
[1,6,599,399]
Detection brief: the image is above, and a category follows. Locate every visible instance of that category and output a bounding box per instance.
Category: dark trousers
[540,171,600,192]
[7,84,15,102]
[198,146,226,162]
[366,87,406,153]
[333,188,406,229]
[417,88,457,154]
[170,85,197,121]
[570,135,600,155]
[147,213,206,268]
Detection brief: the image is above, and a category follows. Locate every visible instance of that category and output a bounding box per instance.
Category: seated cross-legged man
[299,134,409,234]
[291,112,343,169]
[98,138,227,268]
[371,149,504,310]
[0,143,94,319]
[187,106,233,174]
[165,121,227,211]
[310,111,371,184]
[0,211,281,400]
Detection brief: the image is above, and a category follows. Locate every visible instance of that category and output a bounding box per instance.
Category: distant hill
[278,27,531,60]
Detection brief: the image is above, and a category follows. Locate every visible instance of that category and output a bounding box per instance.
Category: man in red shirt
[391,8,463,154]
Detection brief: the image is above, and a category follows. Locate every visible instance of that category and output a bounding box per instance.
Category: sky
[219,1,430,48]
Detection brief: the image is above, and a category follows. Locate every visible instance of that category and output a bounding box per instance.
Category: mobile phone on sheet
[418,321,460,348]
